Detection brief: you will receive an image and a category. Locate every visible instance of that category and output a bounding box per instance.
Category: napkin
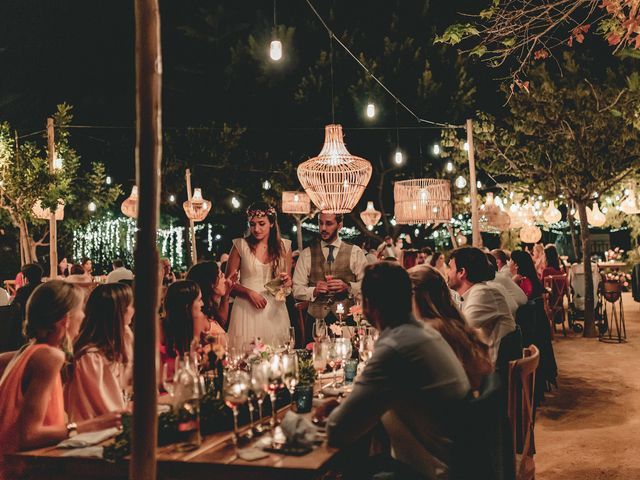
[280,411,318,448]
[57,427,120,448]
[264,278,291,301]
[61,446,104,458]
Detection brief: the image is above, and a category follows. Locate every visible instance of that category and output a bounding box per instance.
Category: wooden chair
[543,274,568,337]
[508,345,540,480]
[294,301,309,347]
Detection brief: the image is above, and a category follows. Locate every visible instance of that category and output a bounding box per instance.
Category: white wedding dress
[227,238,291,347]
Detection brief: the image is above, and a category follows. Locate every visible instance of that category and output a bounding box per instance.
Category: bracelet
[66,422,78,438]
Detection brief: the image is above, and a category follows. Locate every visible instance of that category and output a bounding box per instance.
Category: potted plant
[293,350,317,413]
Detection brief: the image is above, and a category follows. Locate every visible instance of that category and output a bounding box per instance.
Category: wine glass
[313,319,327,342]
[312,341,328,398]
[333,337,352,387]
[281,353,299,407]
[266,354,283,429]
[223,369,251,452]
[359,334,375,364]
[162,361,177,396]
[324,273,334,305]
[119,363,133,405]
[326,341,341,388]
[287,327,296,352]
[250,361,269,434]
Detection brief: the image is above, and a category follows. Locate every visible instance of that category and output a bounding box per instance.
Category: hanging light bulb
[414,228,420,237]
[54,157,64,170]
[394,150,404,165]
[105,176,112,185]
[586,202,606,227]
[620,188,640,214]
[445,161,454,172]
[366,103,376,118]
[463,142,469,151]
[168,194,176,203]
[215,234,222,240]
[262,180,272,190]
[543,200,562,224]
[476,180,482,189]
[269,40,283,61]
[455,176,467,189]
[231,196,241,209]
[433,144,440,155]
[88,201,97,212]
[292,225,298,233]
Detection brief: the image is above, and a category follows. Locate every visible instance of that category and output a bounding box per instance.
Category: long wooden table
[5,410,342,480]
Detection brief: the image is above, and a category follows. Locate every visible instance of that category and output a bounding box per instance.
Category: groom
[293,212,368,341]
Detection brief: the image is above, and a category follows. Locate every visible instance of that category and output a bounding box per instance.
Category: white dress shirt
[489,269,527,318]
[106,267,134,283]
[293,237,368,302]
[461,282,516,364]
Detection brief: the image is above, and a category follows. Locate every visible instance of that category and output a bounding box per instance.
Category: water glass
[266,354,283,428]
[223,369,250,451]
[313,319,327,342]
[282,353,299,406]
[250,361,270,434]
[343,359,358,384]
[288,327,296,352]
[312,342,328,397]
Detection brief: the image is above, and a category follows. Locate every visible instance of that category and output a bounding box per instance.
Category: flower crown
[247,206,276,218]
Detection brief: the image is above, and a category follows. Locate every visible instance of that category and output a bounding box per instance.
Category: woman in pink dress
[64,283,134,422]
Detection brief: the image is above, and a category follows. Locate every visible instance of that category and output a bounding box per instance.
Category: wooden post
[46,118,57,279]
[185,169,197,265]
[446,223,458,249]
[131,0,162,478]
[295,215,303,252]
[466,119,482,248]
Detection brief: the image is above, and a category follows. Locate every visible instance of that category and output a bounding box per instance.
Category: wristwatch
[66,422,78,438]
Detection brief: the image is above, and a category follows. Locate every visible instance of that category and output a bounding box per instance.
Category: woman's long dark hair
[511,250,545,298]
[429,251,443,268]
[544,244,561,271]
[245,201,285,276]
[186,261,221,323]
[163,280,200,358]
[74,283,133,364]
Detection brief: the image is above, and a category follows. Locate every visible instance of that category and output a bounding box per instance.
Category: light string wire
[303,0,464,130]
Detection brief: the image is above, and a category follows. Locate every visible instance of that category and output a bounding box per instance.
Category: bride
[226,202,292,347]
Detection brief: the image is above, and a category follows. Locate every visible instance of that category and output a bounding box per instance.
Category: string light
[455,176,467,189]
[106,176,112,185]
[463,142,469,151]
[262,180,272,190]
[476,180,482,189]
[231,196,241,209]
[433,144,440,155]
[168,194,176,203]
[53,157,64,170]
[394,150,404,165]
[88,201,97,212]
[269,0,282,61]
[292,225,298,232]
[445,161,454,172]
[215,234,222,240]
[366,103,376,118]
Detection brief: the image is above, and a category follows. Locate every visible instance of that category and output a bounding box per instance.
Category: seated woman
[65,263,92,283]
[161,280,210,377]
[541,244,564,278]
[510,250,546,301]
[408,264,493,391]
[0,281,120,474]
[429,251,449,278]
[64,283,134,422]
[186,261,235,338]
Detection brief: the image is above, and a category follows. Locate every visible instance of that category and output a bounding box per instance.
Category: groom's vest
[308,241,356,319]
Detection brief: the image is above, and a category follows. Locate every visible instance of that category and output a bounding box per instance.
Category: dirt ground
[536,292,640,480]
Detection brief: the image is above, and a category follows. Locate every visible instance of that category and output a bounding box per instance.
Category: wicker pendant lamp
[586,202,606,227]
[360,201,382,230]
[281,191,311,215]
[621,188,640,215]
[543,200,562,224]
[481,193,510,231]
[183,188,212,222]
[520,224,542,243]
[121,185,139,219]
[394,179,452,224]
[297,124,372,213]
[32,199,64,221]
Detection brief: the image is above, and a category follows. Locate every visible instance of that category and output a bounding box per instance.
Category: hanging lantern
[360,201,381,229]
[520,225,542,243]
[482,193,511,231]
[183,188,212,222]
[543,200,562,224]
[454,176,467,189]
[394,179,452,224]
[586,202,606,227]
[121,185,139,219]
[620,189,640,215]
[32,199,64,221]
[297,124,372,213]
[281,191,311,215]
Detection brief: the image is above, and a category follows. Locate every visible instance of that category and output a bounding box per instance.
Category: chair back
[450,372,515,480]
[294,301,308,347]
[543,274,567,311]
[508,345,540,480]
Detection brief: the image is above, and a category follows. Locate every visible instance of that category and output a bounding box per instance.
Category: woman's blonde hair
[24,280,84,341]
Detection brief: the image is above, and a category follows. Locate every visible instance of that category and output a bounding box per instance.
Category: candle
[336,303,344,315]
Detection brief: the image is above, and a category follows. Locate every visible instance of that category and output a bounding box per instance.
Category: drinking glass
[119,363,133,404]
[162,361,177,396]
[266,354,283,429]
[359,334,375,364]
[223,369,251,451]
[313,319,327,342]
[288,327,296,352]
[324,273,334,305]
[281,353,299,407]
[312,341,328,397]
[250,361,269,434]
[326,341,342,387]
[334,337,352,387]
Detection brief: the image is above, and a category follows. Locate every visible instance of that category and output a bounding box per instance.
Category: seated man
[324,262,470,478]
[106,259,134,283]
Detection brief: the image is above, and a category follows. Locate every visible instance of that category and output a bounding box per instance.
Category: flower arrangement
[604,247,625,262]
[350,304,363,324]
[604,271,631,287]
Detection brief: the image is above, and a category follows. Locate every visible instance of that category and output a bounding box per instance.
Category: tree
[0,104,121,265]
[435,0,640,85]
[441,54,640,337]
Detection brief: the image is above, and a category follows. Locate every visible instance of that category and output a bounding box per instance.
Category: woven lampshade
[32,199,64,221]
[121,186,139,219]
[621,189,640,215]
[297,124,372,213]
[520,225,542,243]
[508,203,534,229]
[586,202,606,227]
[183,188,212,222]
[543,200,562,224]
[360,201,381,228]
[481,193,511,231]
[394,179,452,224]
[282,191,311,215]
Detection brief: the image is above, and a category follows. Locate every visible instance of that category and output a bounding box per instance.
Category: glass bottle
[173,353,203,451]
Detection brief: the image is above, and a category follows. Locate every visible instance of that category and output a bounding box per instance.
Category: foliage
[436,0,640,83]
[297,355,318,386]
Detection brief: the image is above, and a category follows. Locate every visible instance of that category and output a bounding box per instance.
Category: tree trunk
[568,202,581,262]
[576,200,597,338]
[18,220,36,265]
[130,0,162,477]
[446,224,458,249]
